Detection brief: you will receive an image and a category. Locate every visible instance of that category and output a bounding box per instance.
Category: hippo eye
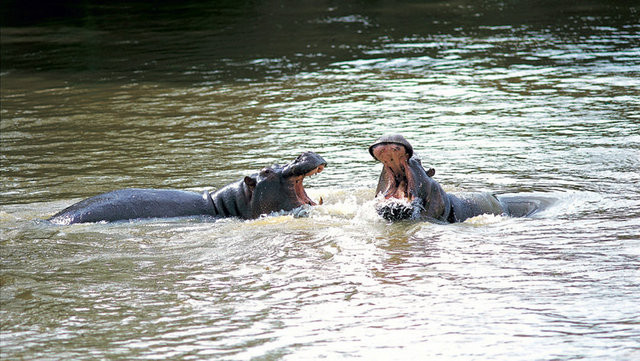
[260,168,274,177]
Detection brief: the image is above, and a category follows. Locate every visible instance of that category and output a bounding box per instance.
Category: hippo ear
[244,176,257,200]
[244,176,257,189]
[427,168,435,177]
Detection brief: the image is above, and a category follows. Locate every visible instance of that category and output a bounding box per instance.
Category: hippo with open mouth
[369,134,545,222]
[49,151,326,224]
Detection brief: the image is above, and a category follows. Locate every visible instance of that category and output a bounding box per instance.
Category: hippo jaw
[370,135,435,221]
[370,141,417,203]
[291,164,325,206]
[370,134,449,222]
[246,151,327,218]
[282,151,327,206]
[371,143,421,221]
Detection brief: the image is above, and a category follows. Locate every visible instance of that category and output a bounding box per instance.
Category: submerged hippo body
[49,152,326,225]
[370,134,546,222]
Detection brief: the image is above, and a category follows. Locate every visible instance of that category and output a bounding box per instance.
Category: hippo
[369,134,547,222]
[48,151,326,225]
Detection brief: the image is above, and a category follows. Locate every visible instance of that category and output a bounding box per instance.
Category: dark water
[2,1,639,360]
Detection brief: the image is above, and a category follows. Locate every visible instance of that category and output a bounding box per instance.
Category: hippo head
[369,134,449,221]
[243,151,327,218]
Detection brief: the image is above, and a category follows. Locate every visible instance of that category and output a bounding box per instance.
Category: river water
[1,1,639,360]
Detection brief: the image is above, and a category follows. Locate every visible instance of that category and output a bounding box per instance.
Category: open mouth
[284,151,327,207]
[371,143,414,202]
[293,164,325,206]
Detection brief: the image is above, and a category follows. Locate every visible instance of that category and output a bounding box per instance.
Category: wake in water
[373,196,422,221]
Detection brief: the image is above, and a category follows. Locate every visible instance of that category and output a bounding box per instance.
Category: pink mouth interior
[293,164,324,206]
[371,143,414,201]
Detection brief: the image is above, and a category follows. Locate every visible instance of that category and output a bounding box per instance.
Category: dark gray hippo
[369,134,548,222]
[49,151,326,225]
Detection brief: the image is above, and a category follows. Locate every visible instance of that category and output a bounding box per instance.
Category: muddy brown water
[1,1,639,360]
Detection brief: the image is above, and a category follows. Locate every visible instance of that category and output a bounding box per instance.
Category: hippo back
[49,188,215,225]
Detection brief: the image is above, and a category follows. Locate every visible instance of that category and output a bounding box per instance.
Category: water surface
[1,1,639,360]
